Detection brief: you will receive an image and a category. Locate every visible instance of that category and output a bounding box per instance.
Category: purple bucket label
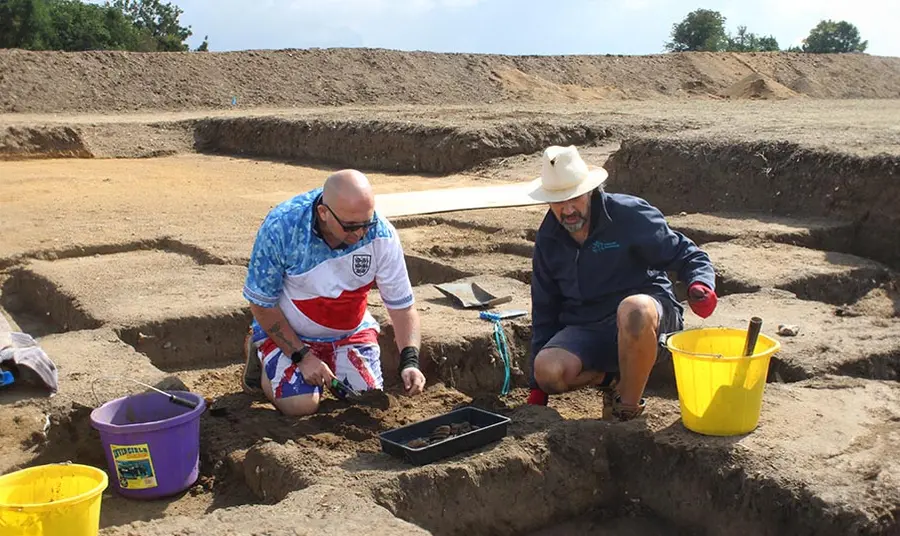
[110,443,158,490]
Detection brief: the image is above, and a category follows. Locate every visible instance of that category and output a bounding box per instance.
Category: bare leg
[616,295,661,406]
[533,347,607,394]
[261,370,320,417]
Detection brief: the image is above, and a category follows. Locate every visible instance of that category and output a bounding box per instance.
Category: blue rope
[492,320,512,396]
[480,312,511,396]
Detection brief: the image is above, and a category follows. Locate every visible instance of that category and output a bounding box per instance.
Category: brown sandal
[611,395,646,421]
[597,372,619,421]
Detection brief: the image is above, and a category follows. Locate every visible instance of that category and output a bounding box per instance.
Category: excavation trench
[5,123,900,535]
[605,138,900,270]
[236,395,897,536]
[192,117,614,174]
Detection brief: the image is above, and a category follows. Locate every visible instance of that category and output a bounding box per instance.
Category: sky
[171,0,899,57]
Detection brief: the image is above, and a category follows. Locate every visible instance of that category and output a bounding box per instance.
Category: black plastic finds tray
[379,406,511,466]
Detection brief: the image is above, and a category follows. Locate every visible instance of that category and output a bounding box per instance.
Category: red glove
[687,282,717,318]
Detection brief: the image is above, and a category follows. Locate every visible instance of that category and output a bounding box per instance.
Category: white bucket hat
[527,145,608,203]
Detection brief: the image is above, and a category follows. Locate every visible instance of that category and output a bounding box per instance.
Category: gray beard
[561,219,586,233]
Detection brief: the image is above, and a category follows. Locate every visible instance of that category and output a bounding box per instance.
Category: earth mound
[2,49,900,113]
[722,73,800,100]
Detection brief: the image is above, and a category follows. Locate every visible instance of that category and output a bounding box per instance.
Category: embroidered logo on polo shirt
[352,254,372,276]
[591,241,621,253]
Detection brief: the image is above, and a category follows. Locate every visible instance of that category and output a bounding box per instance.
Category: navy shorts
[542,296,684,374]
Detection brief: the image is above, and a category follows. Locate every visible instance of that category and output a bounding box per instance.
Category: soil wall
[605,138,900,269]
[192,117,613,174]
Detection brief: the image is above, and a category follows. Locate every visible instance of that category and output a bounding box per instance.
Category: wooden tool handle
[743,317,763,357]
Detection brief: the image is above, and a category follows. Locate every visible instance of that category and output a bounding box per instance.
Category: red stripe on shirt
[291,282,374,331]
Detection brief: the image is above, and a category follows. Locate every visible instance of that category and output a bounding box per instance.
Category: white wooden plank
[374,183,544,217]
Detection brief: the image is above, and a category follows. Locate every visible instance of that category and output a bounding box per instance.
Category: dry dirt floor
[2,50,900,536]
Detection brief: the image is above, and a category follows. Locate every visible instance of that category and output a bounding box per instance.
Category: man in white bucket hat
[525,145,718,421]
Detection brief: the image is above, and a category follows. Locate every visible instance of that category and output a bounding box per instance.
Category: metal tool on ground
[434,282,512,309]
[328,378,362,402]
[479,310,528,321]
[91,376,199,409]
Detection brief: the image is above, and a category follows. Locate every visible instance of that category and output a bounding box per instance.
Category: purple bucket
[89,390,206,500]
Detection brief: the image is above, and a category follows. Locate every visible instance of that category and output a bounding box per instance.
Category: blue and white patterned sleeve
[374,222,415,310]
[243,213,287,308]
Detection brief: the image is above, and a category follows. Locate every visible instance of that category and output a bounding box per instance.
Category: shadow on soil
[115,309,253,372]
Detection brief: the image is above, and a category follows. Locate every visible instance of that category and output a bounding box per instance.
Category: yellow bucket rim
[0,463,108,512]
[664,326,781,362]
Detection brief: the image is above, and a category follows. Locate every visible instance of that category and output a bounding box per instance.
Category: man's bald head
[322,169,375,213]
[316,169,377,249]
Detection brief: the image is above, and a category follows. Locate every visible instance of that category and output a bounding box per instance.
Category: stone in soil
[686,288,900,381]
[703,241,893,305]
[11,251,251,370]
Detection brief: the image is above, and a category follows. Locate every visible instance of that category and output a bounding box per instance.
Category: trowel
[328,379,391,410]
[434,282,512,309]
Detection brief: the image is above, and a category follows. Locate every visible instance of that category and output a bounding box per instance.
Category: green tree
[195,34,208,51]
[665,8,728,51]
[755,35,780,51]
[0,0,54,49]
[726,25,780,52]
[0,0,198,51]
[802,20,868,53]
[45,0,146,51]
[110,0,192,51]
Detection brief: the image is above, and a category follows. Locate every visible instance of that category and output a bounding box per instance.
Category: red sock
[527,388,548,406]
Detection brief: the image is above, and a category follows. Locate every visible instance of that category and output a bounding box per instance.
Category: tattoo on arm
[268,321,300,353]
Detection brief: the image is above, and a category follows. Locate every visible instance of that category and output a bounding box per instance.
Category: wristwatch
[290,345,310,364]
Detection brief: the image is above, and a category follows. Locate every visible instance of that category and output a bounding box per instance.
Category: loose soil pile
[2,49,900,113]
[722,73,799,100]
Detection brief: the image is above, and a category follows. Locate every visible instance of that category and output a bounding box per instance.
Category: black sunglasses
[322,203,376,232]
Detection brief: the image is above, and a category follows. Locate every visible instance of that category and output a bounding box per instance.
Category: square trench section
[5,250,253,371]
[237,375,900,536]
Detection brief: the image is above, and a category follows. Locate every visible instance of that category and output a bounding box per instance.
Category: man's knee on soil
[533,349,580,394]
[272,393,320,417]
[617,295,660,340]
[261,373,321,416]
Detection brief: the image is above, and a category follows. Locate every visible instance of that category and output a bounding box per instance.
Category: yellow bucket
[665,327,780,436]
[0,463,108,536]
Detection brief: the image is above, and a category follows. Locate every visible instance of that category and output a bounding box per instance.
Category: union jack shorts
[256,328,383,400]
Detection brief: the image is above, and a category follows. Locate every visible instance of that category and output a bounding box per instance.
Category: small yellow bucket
[0,463,108,536]
[665,327,780,436]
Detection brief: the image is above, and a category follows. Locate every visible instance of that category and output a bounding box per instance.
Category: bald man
[240,170,426,416]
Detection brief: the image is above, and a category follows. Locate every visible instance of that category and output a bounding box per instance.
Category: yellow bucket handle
[659,329,773,361]
[658,331,729,360]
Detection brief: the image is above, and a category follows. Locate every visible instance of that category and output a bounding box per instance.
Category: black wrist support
[399,346,419,372]
[290,345,310,364]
